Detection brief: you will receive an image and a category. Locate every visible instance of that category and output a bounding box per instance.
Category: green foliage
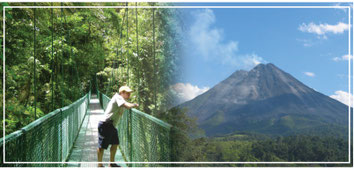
[93,3,182,119]
[250,135,348,162]
[2,2,180,136]
[172,133,350,167]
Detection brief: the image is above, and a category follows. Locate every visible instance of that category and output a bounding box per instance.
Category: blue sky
[171,2,353,105]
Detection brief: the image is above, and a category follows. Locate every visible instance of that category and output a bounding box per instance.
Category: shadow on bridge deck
[66,94,127,167]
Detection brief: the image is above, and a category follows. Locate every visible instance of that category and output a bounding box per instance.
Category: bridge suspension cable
[33,8,37,119]
[126,2,129,86]
[153,7,157,116]
[103,3,157,115]
[136,2,140,104]
[51,6,54,111]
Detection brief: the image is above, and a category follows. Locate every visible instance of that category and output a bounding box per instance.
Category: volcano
[179,63,349,137]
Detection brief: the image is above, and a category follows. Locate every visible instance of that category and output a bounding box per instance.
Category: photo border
[2,4,353,165]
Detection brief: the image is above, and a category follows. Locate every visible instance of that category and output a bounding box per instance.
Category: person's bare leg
[109,145,121,167]
[97,148,105,167]
[110,144,118,162]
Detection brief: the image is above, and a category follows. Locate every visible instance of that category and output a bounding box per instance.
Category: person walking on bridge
[97,85,139,167]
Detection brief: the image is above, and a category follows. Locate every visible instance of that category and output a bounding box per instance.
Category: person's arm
[115,93,139,109]
[122,102,139,109]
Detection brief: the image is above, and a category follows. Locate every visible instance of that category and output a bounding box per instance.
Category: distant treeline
[162,107,352,167]
[172,134,350,167]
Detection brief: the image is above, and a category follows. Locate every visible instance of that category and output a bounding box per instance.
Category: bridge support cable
[60,4,64,108]
[115,8,120,93]
[152,7,157,116]
[113,4,127,95]
[65,8,82,99]
[136,2,140,104]
[51,6,55,111]
[33,8,37,120]
[55,9,59,113]
[126,2,130,86]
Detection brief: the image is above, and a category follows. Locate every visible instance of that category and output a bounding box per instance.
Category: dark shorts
[98,120,119,149]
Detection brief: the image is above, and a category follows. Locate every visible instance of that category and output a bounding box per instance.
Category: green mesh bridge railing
[0,90,172,167]
[97,91,172,167]
[0,91,91,167]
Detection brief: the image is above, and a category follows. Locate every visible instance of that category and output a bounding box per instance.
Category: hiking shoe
[109,163,121,167]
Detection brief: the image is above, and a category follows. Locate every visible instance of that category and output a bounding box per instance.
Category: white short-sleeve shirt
[103,93,126,128]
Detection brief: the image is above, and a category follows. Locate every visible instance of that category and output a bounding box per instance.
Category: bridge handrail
[0,91,91,166]
[130,108,172,129]
[98,91,171,167]
[99,92,172,129]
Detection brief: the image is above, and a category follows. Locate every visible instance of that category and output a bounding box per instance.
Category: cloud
[330,90,353,106]
[304,72,315,77]
[171,83,209,104]
[333,54,352,62]
[188,9,265,70]
[298,22,349,37]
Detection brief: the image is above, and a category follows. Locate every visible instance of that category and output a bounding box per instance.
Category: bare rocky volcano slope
[179,63,349,137]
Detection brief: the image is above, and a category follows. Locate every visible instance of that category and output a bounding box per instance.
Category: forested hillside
[162,107,352,167]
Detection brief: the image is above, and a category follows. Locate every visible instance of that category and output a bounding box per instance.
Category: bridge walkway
[66,95,126,167]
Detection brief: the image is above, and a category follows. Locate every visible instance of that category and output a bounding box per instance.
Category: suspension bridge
[2,3,174,167]
[0,89,172,167]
